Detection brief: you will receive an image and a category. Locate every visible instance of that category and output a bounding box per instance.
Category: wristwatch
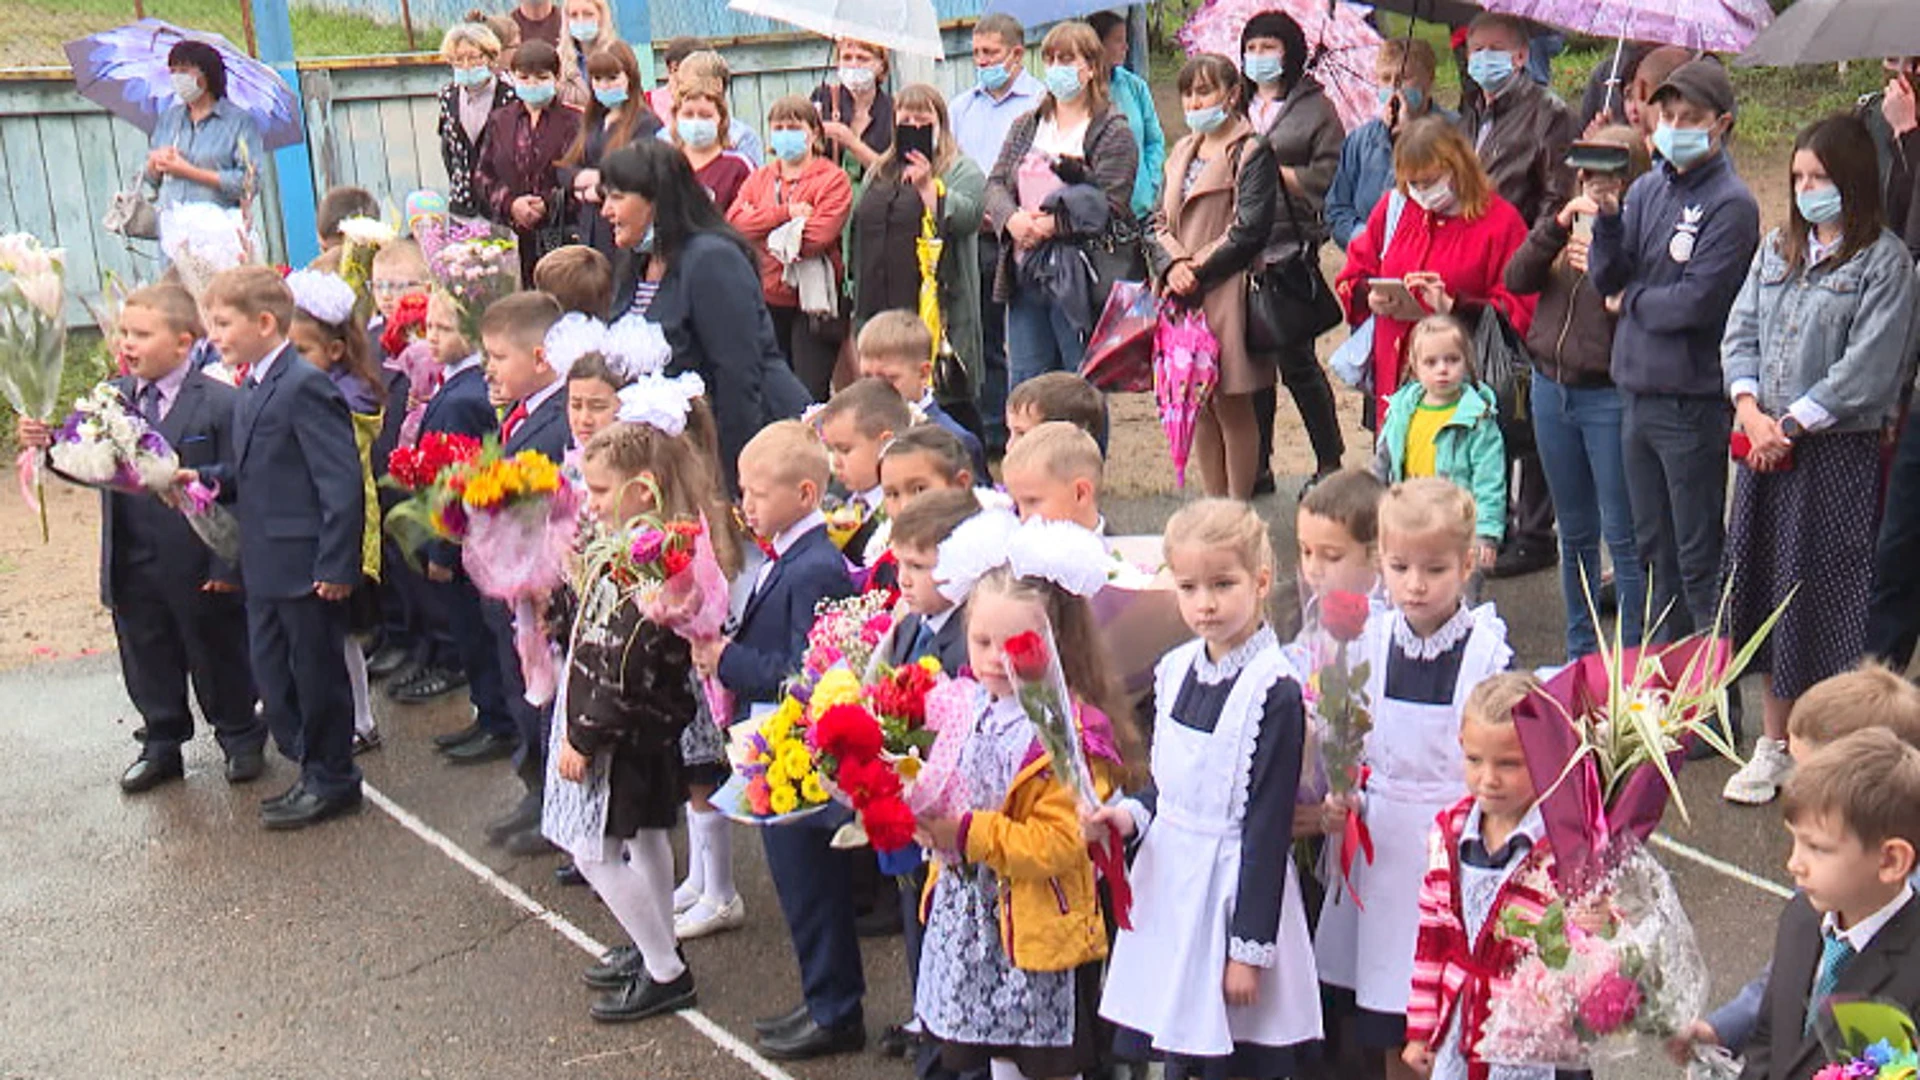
[1779,415,1806,441]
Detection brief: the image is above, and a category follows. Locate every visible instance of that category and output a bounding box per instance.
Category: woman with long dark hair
[601,139,811,481]
[561,41,661,259]
[1719,114,1919,806]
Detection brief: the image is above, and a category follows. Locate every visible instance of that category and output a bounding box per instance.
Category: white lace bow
[616,372,706,436]
[285,269,357,326]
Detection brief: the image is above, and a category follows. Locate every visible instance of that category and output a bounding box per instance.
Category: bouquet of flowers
[801,591,896,687]
[386,431,485,494]
[379,293,441,448]
[1310,589,1376,908]
[158,201,253,301]
[1812,1001,1920,1080]
[419,219,517,342]
[458,445,579,706]
[46,383,180,494]
[806,657,950,853]
[178,478,241,563]
[0,232,67,542]
[335,215,396,322]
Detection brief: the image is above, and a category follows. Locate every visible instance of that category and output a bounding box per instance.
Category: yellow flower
[801,774,828,804]
[761,717,793,749]
[895,756,923,781]
[773,696,803,727]
[770,785,799,815]
[766,762,790,788]
[779,741,813,779]
[809,668,864,719]
[917,656,942,674]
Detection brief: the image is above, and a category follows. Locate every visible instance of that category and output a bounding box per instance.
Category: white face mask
[171,71,204,104]
[1409,177,1458,214]
[838,65,877,93]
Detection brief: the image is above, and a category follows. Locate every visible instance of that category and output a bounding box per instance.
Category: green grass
[0,331,115,453]
[0,0,431,69]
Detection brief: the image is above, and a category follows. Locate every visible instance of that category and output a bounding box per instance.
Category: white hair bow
[285,269,357,326]
[543,312,674,382]
[933,507,1021,605]
[1006,518,1111,598]
[616,372,707,436]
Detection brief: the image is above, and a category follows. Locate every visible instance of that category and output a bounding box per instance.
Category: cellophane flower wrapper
[1478,847,1709,1069]
[633,518,734,726]
[47,384,179,495]
[0,232,68,541]
[798,591,896,690]
[179,479,241,563]
[717,693,834,825]
[1007,622,1097,811]
[910,677,981,863]
[463,490,580,707]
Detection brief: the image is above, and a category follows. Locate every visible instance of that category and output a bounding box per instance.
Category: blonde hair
[203,266,295,331]
[1406,313,1478,383]
[123,283,205,339]
[1394,117,1494,220]
[1788,661,1920,751]
[1164,497,1273,577]
[1003,420,1103,489]
[372,238,427,277]
[1783,728,1920,852]
[1378,477,1477,554]
[856,309,934,366]
[440,21,503,61]
[584,418,742,575]
[672,79,732,149]
[1375,37,1437,84]
[1038,21,1110,117]
[426,289,471,355]
[676,50,733,90]
[881,83,961,177]
[1463,672,1541,728]
[740,419,830,490]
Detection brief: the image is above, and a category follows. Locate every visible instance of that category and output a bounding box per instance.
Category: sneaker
[672,880,702,915]
[674,894,745,941]
[1723,738,1793,805]
[590,968,697,1023]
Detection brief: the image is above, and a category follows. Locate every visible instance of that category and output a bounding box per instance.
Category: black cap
[1651,58,1735,118]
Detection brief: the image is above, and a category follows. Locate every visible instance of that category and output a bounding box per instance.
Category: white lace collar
[1194,624,1277,685]
[1392,604,1473,662]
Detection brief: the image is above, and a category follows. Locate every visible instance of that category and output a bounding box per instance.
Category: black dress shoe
[260,781,303,810]
[224,748,267,784]
[443,730,518,764]
[366,645,411,679]
[485,792,543,844]
[877,1023,912,1059]
[754,1003,813,1038]
[433,719,486,749]
[351,729,383,756]
[1486,543,1559,580]
[583,944,642,989]
[394,667,468,703]
[760,1017,866,1060]
[555,861,586,886]
[120,754,184,794]
[261,787,364,830]
[503,828,557,856]
[1250,471,1278,497]
[591,968,697,1023]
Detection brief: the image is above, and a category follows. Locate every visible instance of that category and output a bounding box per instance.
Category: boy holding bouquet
[17,283,262,794]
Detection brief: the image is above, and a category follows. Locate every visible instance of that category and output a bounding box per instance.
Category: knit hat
[1651,58,1735,118]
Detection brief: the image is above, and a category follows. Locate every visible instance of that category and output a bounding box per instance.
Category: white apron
[1314,606,1510,1015]
[1102,640,1323,1057]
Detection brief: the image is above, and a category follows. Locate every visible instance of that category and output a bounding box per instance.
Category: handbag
[1471,303,1534,452]
[103,168,159,240]
[1327,191,1408,393]
[1246,151,1342,353]
[1081,280,1158,392]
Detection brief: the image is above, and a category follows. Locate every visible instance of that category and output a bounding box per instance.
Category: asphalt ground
[0,489,1793,1079]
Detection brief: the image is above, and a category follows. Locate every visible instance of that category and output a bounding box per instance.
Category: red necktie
[501,402,528,443]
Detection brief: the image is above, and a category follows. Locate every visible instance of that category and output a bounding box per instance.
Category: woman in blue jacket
[1089,11,1164,222]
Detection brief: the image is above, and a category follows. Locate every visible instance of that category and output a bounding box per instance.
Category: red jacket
[1335,193,1535,420]
[727,156,854,310]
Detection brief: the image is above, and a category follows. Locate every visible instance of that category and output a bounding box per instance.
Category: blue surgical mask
[677,117,719,149]
[1467,49,1516,94]
[569,20,598,43]
[515,79,556,107]
[451,66,491,89]
[594,86,628,109]
[1797,184,1844,225]
[1378,85,1425,111]
[977,61,1012,93]
[1184,104,1228,135]
[769,128,811,163]
[1045,64,1084,101]
[1242,53,1283,85]
[1652,122,1713,169]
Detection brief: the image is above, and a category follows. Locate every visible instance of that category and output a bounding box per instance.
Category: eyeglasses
[372,279,424,295]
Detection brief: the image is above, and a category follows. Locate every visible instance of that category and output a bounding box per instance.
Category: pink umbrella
[1179,0,1385,132]
[1153,308,1220,489]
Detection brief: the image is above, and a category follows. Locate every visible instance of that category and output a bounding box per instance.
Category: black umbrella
[1735,0,1920,67]
[1363,0,1482,28]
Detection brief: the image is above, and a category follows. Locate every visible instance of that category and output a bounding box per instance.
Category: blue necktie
[1807,933,1855,1033]
[908,619,935,661]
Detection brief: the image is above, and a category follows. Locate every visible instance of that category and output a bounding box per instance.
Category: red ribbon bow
[1089,829,1133,931]
[1338,764,1375,911]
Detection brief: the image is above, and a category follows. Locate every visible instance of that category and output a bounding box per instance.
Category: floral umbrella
[1152,308,1219,489]
[1179,0,1386,132]
[64,19,303,150]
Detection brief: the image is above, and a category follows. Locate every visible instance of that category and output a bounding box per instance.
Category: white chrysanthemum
[134,446,180,489]
[50,438,120,483]
[337,216,396,248]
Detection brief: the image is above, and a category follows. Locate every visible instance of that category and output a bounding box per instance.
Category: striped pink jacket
[1405,796,1561,1078]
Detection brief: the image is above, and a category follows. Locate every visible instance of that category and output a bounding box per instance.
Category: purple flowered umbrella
[64,19,303,150]
[1477,0,1773,54]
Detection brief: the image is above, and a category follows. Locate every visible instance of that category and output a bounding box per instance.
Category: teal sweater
[1109,65,1165,221]
[1372,381,1507,543]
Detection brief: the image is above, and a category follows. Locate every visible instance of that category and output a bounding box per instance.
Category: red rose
[1003,630,1050,682]
[661,536,693,579]
[813,704,884,763]
[1320,590,1371,643]
[861,796,919,853]
[837,755,902,803]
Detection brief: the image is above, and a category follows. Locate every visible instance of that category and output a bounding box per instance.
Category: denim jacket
[1721,227,1920,434]
[148,99,263,209]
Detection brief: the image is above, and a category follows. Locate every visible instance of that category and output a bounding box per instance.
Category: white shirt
[855,484,884,515]
[520,375,565,416]
[1033,115,1090,159]
[755,508,827,595]
[444,352,484,380]
[247,342,293,385]
[1823,883,1915,954]
[924,604,957,636]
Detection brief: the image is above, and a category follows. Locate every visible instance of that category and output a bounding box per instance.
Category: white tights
[345,640,373,737]
[576,829,686,983]
[988,1060,1079,1080]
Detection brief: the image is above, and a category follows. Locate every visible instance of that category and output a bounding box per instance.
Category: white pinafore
[1313,605,1510,1016]
[1101,638,1323,1058]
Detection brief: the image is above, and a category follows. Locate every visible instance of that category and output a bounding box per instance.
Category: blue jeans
[1531,375,1645,660]
[1007,288,1086,389]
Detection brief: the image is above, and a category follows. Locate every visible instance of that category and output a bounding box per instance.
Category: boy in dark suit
[472,292,569,853]
[816,377,912,568]
[1742,728,1920,1080]
[196,267,366,830]
[18,284,262,793]
[413,291,519,767]
[690,420,859,1061]
[855,310,989,480]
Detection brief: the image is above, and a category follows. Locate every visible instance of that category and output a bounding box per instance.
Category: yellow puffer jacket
[923,708,1124,974]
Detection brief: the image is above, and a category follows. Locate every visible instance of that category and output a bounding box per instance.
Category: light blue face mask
[677,117,719,149]
[1045,64,1084,101]
[1466,49,1516,94]
[452,66,491,89]
[1377,85,1426,111]
[1242,53,1283,85]
[515,80,556,107]
[594,85,628,109]
[769,128,811,163]
[569,20,598,43]
[1797,184,1844,225]
[1652,123,1713,169]
[1184,104,1228,135]
[977,61,1012,93]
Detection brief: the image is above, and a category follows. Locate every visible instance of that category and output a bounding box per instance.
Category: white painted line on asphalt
[1650,831,1795,901]
[364,783,801,1080]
